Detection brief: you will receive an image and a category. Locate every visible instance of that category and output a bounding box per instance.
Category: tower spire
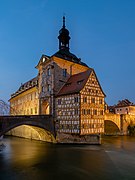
[63,16,65,28]
[58,16,70,51]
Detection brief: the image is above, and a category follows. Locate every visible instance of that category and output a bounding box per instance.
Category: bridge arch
[6,125,56,143]
[0,115,56,143]
[104,120,120,135]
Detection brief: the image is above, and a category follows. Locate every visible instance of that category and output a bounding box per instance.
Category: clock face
[43,57,46,62]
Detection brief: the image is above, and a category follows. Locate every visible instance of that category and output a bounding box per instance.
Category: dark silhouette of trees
[0,100,10,115]
[127,125,135,136]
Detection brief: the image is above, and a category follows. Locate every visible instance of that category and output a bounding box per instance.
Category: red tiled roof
[57,69,92,96]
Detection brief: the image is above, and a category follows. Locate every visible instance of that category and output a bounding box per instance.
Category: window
[35,107,37,114]
[87,109,90,114]
[93,109,97,115]
[77,79,84,84]
[74,97,79,103]
[66,83,71,86]
[99,99,103,104]
[42,86,44,92]
[63,69,67,77]
[47,68,51,76]
[31,94,32,100]
[83,97,87,103]
[82,109,86,115]
[58,99,61,105]
[75,109,79,115]
[48,84,51,92]
[58,110,62,115]
[91,97,95,103]
[100,110,104,115]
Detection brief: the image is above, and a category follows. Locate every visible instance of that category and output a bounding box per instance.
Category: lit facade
[10,77,38,115]
[56,70,105,135]
[9,17,105,143]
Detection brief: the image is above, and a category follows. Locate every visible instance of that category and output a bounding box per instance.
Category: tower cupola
[58,16,70,51]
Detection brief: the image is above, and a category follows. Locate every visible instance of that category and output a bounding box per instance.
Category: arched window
[48,84,51,92]
[47,68,51,76]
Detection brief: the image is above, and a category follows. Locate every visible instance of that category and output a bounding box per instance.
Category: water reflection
[0,136,135,180]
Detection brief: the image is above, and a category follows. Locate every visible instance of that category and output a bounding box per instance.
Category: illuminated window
[58,110,62,115]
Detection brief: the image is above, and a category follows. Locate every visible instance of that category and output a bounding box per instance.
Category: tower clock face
[43,57,46,62]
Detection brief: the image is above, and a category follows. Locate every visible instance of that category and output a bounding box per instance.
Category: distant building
[109,99,135,115]
[9,17,105,143]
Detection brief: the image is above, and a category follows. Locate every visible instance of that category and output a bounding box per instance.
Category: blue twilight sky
[0,0,135,105]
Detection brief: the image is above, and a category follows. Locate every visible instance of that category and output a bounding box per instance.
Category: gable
[81,70,105,97]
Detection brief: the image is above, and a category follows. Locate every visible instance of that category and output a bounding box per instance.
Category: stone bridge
[104,113,135,135]
[0,115,56,142]
[104,113,121,135]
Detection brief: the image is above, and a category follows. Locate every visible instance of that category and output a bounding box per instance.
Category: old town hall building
[9,17,105,143]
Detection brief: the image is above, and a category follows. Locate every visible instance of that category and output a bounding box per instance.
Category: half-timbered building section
[80,70,105,135]
[56,69,105,135]
[56,93,80,134]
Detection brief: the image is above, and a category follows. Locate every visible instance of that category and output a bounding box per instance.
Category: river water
[0,136,135,180]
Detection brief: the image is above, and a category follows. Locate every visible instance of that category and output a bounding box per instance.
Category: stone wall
[56,132,101,144]
[120,114,135,135]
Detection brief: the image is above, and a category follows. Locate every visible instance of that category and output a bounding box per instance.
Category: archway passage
[41,101,50,115]
[6,125,56,143]
[104,120,120,135]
